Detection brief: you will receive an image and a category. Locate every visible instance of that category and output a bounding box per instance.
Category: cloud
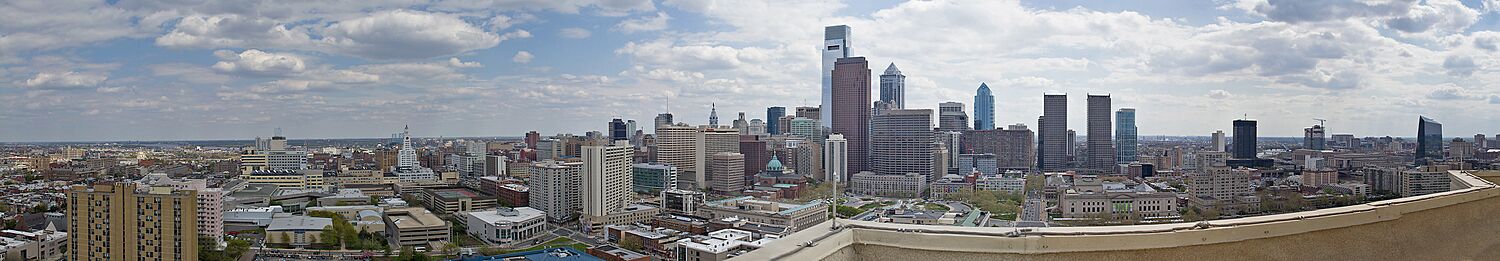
[157,10,503,60]
[560,27,593,39]
[514,51,535,64]
[1443,55,1478,77]
[18,71,108,89]
[1491,95,1500,104]
[211,49,307,76]
[448,57,483,68]
[1209,89,1233,99]
[1427,86,1486,100]
[616,12,671,33]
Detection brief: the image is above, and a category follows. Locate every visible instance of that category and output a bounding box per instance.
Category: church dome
[766,156,784,171]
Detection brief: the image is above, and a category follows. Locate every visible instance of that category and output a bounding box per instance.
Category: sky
[3,0,1500,142]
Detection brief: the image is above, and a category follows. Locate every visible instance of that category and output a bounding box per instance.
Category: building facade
[974,83,995,130]
[1115,108,1137,163]
[849,171,926,198]
[832,57,872,175]
[529,161,583,223]
[67,183,198,261]
[879,63,905,109]
[1040,94,1068,171]
[870,109,934,178]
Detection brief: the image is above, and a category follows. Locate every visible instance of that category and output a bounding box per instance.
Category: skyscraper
[1212,130,1227,152]
[937,102,970,132]
[1232,119,1258,159]
[1087,94,1114,172]
[582,142,632,217]
[826,134,848,182]
[767,107,786,135]
[879,63,905,109]
[1475,134,1488,150]
[695,128,741,190]
[871,109,934,177]
[821,25,852,128]
[707,152,746,195]
[529,161,583,222]
[1040,94,1068,171]
[831,57,871,174]
[733,112,749,134]
[1417,116,1443,164]
[626,120,638,140]
[1304,124,1326,150]
[609,118,628,141]
[68,183,200,261]
[654,113,674,129]
[974,83,995,130]
[655,125,699,188]
[1115,108,1137,163]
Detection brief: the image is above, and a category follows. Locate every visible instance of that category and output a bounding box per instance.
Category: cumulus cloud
[514,51,535,64]
[19,71,108,89]
[560,27,593,39]
[1427,86,1486,100]
[616,12,671,33]
[449,57,483,68]
[1208,89,1233,99]
[211,49,307,76]
[1443,55,1478,76]
[157,10,502,60]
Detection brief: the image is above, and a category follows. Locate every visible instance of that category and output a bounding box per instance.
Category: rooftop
[266,216,332,231]
[386,207,446,229]
[457,247,601,261]
[464,207,545,224]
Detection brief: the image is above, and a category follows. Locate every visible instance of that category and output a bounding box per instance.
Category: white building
[583,142,634,217]
[849,171,926,198]
[528,161,583,223]
[676,229,778,261]
[825,134,848,182]
[394,126,437,182]
[461,207,546,246]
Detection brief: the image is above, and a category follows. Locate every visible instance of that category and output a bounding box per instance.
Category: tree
[795,181,836,202]
[835,206,862,217]
[619,236,644,252]
[321,225,341,247]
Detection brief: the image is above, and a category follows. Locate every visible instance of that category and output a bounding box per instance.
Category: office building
[1040,94,1068,171]
[850,171,926,198]
[821,25,852,128]
[879,63,905,109]
[870,109,934,178]
[974,83,995,130]
[767,107,786,135]
[1417,116,1443,164]
[1212,130,1227,152]
[832,57,872,174]
[529,161,583,223]
[696,128,741,190]
[826,134,848,182]
[67,183,198,261]
[461,207,547,246]
[1059,175,1178,220]
[1474,134,1487,151]
[1087,94,1115,172]
[788,117,821,144]
[1302,124,1326,150]
[937,102,970,131]
[384,207,450,248]
[1115,108,1137,163]
[655,113,674,129]
[584,143,634,218]
[394,126,437,182]
[961,126,1034,169]
[740,135,769,184]
[708,152,746,195]
[632,163,677,194]
[610,119,629,141]
[1232,119,1258,159]
[699,196,828,233]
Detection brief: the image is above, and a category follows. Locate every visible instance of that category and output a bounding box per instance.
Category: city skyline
[5,0,1500,142]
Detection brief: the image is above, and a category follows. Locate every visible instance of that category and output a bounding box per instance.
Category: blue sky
[2,0,1499,142]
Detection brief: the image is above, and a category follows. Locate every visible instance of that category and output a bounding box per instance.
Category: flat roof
[267,216,332,231]
[457,247,601,261]
[387,207,447,229]
[464,207,545,224]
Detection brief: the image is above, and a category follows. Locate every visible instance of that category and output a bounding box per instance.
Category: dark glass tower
[974,83,995,130]
[609,118,628,141]
[767,107,786,135]
[1417,116,1443,164]
[1232,119,1257,159]
[831,57,871,173]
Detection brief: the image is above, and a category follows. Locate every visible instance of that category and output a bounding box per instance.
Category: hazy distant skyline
[4,0,1500,142]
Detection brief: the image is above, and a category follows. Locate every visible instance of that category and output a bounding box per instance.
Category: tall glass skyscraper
[879,63,905,109]
[821,25,851,128]
[831,57,871,174]
[974,83,995,130]
[1417,116,1443,164]
[1115,108,1137,163]
[766,107,786,135]
[1039,94,1067,171]
[1086,94,1114,172]
[1232,119,1258,159]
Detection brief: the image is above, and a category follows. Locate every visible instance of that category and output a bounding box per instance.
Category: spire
[709,103,720,126]
[977,82,991,93]
[883,63,901,75]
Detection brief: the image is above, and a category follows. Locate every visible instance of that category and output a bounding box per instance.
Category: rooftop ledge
[736,170,1500,260]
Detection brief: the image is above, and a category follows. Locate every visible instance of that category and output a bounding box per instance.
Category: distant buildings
[1417,116,1443,164]
[1039,94,1068,171]
[766,107,786,135]
[707,152,746,195]
[1115,108,1137,163]
[936,102,970,132]
[1086,94,1114,173]
[973,83,995,130]
[394,126,436,182]
[961,126,1034,170]
[831,57,872,174]
[1212,130,1227,152]
[1232,119,1258,159]
[850,171,926,198]
[1304,124,1326,150]
[870,109,933,178]
[879,63,905,109]
[631,163,677,194]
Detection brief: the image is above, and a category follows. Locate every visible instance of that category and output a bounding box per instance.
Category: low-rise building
[384,207,450,249]
[698,196,826,233]
[660,189,704,216]
[461,207,547,246]
[266,216,333,247]
[849,171,926,198]
[1058,177,1179,222]
[415,187,498,213]
[588,245,650,261]
[497,183,530,207]
[674,229,777,261]
[243,169,327,190]
[581,205,661,236]
[0,228,67,261]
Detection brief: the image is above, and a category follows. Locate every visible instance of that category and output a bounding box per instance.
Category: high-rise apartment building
[974,83,995,130]
[1417,116,1443,164]
[831,57,871,174]
[821,25,852,128]
[767,107,786,135]
[1212,130,1227,152]
[740,135,769,184]
[583,143,633,217]
[879,63,905,109]
[528,161,583,223]
[1039,94,1068,171]
[961,127,1034,169]
[870,109,933,178]
[655,124,700,188]
[1232,119,1258,159]
[1115,108,1137,163]
[707,152,746,195]
[1305,124,1326,150]
[937,102,970,132]
[826,134,848,182]
[1087,94,1114,172]
[139,174,224,247]
[67,183,199,261]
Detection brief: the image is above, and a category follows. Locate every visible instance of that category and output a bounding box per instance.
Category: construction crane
[1313,118,1326,127]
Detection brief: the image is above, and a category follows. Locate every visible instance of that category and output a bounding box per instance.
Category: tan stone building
[66,183,199,261]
